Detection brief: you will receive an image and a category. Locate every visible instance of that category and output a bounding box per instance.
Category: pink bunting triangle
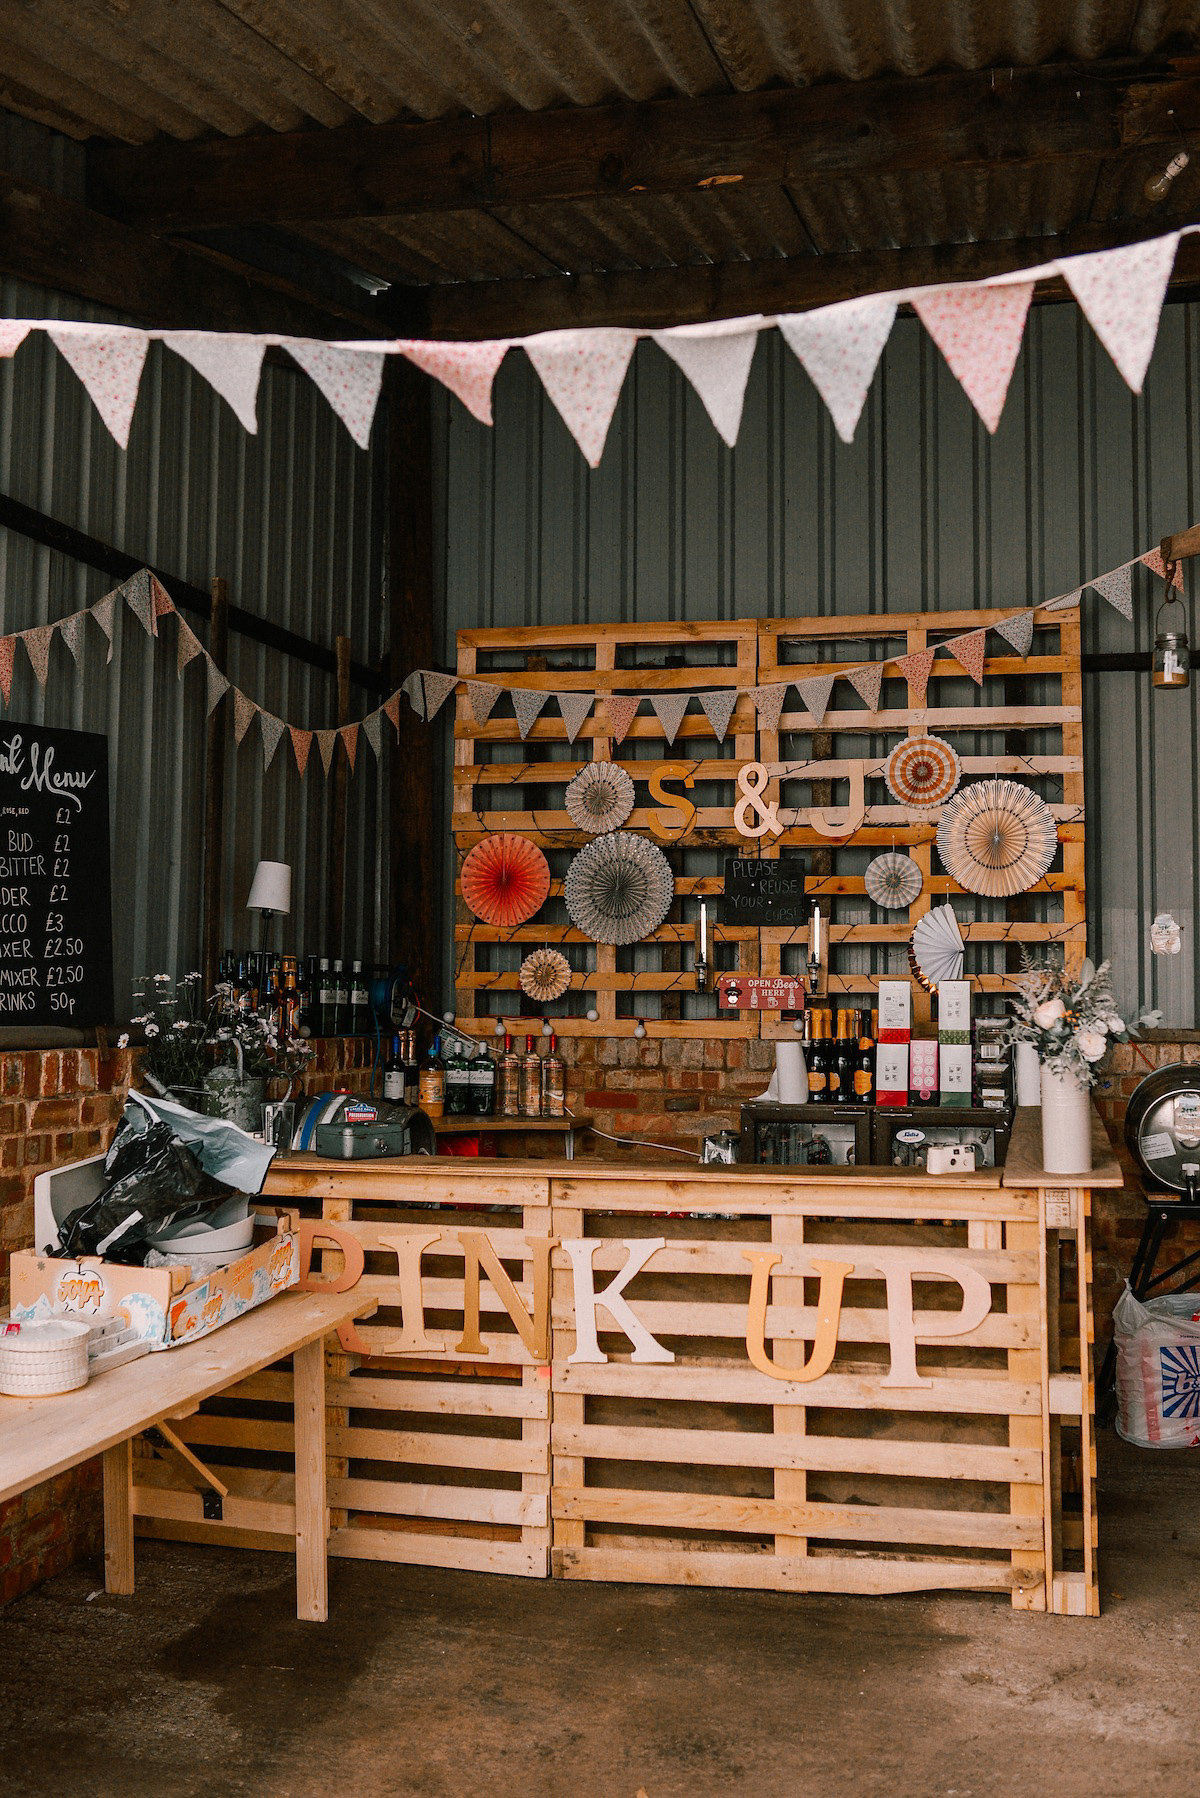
[91,590,117,663]
[653,316,762,448]
[845,663,884,711]
[361,710,383,759]
[232,688,258,743]
[912,282,1033,433]
[57,611,88,668]
[894,647,937,704]
[0,636,13,705]
[421,670,458,721]
[398,338,510,426]
[340,723,359,772]
[795,672,837,727]
[1090,563,1134,621]
[698,689,737,742]
[945,627,988,684]
[993,610,1036,659]
[150,574,175,621]
[777,296,897,443]
[122,568,157,637]
[176,617,204,677]
[47,323,149,449]
[747,682,788,735]
[21,624,55,688]
[315,728,337,775]
[1044,587,1082,612]
[1142,547,1184,591]
[205,654,230,715]
[0,322,32,359]
[259,711,286,771]
[511,686,549,740]
[604,694,640,745]
[523,328,637,467]
[384,691,403,735]
[165,331,267,433]
[290,726,312,777]
[284,340,385,449]
[558,690,594,744]
[650,692,690,745]
[467,680,503,724]
[1060,233,1179,392]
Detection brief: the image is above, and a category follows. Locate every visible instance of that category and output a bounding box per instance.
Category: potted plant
[125,972,212,1107]
[203,998,313,1133]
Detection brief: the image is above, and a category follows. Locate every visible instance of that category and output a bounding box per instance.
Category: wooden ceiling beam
[87,57,1195,233]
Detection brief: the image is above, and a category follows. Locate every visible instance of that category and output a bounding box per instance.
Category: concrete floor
[1,1434,1197,1798]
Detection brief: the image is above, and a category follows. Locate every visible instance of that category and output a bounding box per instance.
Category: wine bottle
[403,1031,420,1107]
[854,1011,876,1104]
[350,959,370,1035]
[317,957,334,1037]
[540,1033,565,1117]
[808,1010,830,1101]
[497,1033,520,1118]
[383,1034,405,1102]
[832,1010,856,1105]
[519,1035,542,1119]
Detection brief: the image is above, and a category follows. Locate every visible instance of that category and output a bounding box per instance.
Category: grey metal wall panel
[0,278,387,1019]
[436,308,1200,1025]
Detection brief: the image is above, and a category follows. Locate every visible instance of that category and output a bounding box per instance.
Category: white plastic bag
[1114,1282,1200,1448]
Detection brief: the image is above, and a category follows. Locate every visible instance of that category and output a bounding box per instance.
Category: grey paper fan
[910,903,965,988]
[864,852,923,910]
[519,948,572,1003]
[565,760,635,835]
[564,830,674,946]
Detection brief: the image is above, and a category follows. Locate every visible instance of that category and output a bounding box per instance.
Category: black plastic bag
[58,1118,239,1264]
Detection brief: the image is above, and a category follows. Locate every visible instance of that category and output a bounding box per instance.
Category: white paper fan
[910,903,964,989]
[936,778,1058,897]
[565,760,635,835]
[564,830,674,946]
[864,852,923,910]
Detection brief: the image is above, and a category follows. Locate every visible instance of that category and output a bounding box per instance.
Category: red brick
[30,1097,82,1130]
[35,1053,61,1097]
[585,1088,638,1110]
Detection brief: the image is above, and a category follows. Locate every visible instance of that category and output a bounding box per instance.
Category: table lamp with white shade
[247,859,291,953]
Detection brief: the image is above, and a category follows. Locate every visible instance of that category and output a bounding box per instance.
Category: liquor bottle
[419,1035,446,1118]
[383,1034,405,1102]
[807,1009,829,1101]
[445,1037,471,1115]
[234,956,250,1014]
[469,1040,496,1116]
[519,1035,542,1119]
[403,1030,420,1107]
[497,1033,520,1118]
[281,956,301,1042]
[832,1010,856,1105]
[854,1010,876,1104]
[331,958,349,1036]
[541,1033,566,1117]
[350,959,370,1036]
[316,957,334,1037]
[295,956,312,1036]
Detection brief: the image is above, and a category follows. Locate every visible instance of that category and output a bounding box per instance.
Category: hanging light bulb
[443,1009,456,1024]
[494,1018,506,1036]
[1145,149,1189,202]
[542,1017,553,1036]
[586,1007,599,1022]
[633,1019,646,1039]
[1153,570,1190,690]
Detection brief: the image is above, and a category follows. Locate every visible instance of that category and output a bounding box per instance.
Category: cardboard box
[877,980,912,1044]
[876,1041,909,1107]
[937,980,972,1044]
[908,1039,939,1104]
[939,1043,973,1109]
[9,1218,299,1352]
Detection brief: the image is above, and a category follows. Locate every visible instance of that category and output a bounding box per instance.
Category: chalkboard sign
[722,855,808,926]
[0,722,113,1029]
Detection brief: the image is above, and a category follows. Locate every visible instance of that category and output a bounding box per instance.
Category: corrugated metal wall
[435,306,1200,1026]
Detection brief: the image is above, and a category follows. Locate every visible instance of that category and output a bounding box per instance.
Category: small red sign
[717,975,806,1012]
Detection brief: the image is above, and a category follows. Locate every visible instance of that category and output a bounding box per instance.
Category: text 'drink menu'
[0,722,113,1028]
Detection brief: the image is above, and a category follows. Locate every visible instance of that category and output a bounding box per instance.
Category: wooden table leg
[102,1438,135,1596]
[292,1335,328,1622]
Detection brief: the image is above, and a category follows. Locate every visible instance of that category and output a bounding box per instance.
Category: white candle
[811,902,822,960]
[699,900,708,962]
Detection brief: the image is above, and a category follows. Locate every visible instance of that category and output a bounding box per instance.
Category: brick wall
[560,1033,776,1156]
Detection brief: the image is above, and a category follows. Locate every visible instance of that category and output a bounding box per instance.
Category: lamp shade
[246,859,292,914]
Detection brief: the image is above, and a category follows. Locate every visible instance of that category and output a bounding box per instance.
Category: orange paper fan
[460,834,550,928]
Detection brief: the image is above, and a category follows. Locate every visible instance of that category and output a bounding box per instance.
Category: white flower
[117,1033,129,1049]
[154,973,170,983]
[1075,1027,1107,1062]
[1106,1015,1125,1033]
[144,1022,160,1038]
[1033,998,1066,1030]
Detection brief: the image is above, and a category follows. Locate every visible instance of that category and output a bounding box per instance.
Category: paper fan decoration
[884,735,962,811]
[565,760,635,835]
[519,947,572,1003]
[910,904,964,990]
[936,779,1058,897]
[864,852,923,910]
[460,834,550,927]
[564,831,674,946]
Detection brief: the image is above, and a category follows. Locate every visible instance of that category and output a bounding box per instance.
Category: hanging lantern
[1153,565,1190,690]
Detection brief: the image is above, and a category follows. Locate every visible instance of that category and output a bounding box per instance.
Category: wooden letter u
[742,1250,854,1382]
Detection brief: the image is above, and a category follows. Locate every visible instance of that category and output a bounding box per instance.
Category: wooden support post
[329,635,351,955]
[102,1437,135,1596]
[201,576,229,996]
[292,1335,329,1622]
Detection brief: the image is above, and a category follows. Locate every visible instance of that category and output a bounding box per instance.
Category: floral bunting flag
[558,690,594,744]
[698,688,738,742]
[121,567,157,637]
[524,327,637,468]
[400,671,425,719]
[945,627,988,684]
[1060,232,1179,392]
[0,322,32,359]
[993,609,1037,659]
[421,670,459,721]
[1142,547,1184,591]
[511,685,549,740]
[57,610,88,667]
[150,574,175,622]
[911,282,1034,432]
[652,316,763,448]
[384,691,403,735]
[165,331,267,433]
[747,682,788,735]
[467,679,503,724]
[777,296,897,443]
[845,663,884,711]
[0,635,13,704]
[232,688,258,743]
[795,672,837,727]
[604,694,640,745]
[340,723,359,771]
[1044,587,1083,612]
[21,624,55,688]
[398,338,511,426]
[176,617,204,677]
[361,710,383,759]
[204,653,230,716]
[894,647,937,704]
[315,728,337,775]
[650,691,690,746]
[290,725,312,778]
[47,323,150,449]
[284,340,385,449]
[259,711,286,771]
[1090,562,1134,621]
[92,590,117,663]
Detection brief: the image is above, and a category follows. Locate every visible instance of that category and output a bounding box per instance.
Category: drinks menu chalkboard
[0,721,113,1029]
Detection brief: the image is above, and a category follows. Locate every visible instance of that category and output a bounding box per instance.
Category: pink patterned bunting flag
[361,710,383,759]
[0,636,13,705]
[777,296,897,443]
[698,688,737,742]
[57,610,88,667]
[384,691,403,735]
[290,726,312,778]
[400,671,425,718]
[0,322,32,359]
[467,680,503,724]
[176,617,204,677]
[894,647,937,704]
[650,692,690,746]
[122,567,157,637]
[652,316,763,448]
[21,624,55,688]
[259,711,286,771]
[150,574,175,621]
[558,690,594,744]
[1044,587,1082,612]
[845,663,884,711]
[1090,563,1134,621]
[912,282,1034,432]
[795,672,837,727]
[165,331,267,433]
[993,610,1036,659]
[747,682,788,735]
[284,340,385,448]
[340,723,359,772]
[315,728,337,775]
[945,627,989,684]
[1060,233,1179,391]
[92,590,117,663]
[47,323,150,449]
[523,328,637,467]
[232,688,258,743]
[511,686,549,740]
[397,338,511,426]
[604,694,640,745]
[204,654,230,715]
[421,670,459,721]
[1142,547,1184,591]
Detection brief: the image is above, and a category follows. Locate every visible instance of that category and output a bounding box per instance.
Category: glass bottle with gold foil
[831,1009,856,1104]
[807,1009,830,1100]
[854,1010,876,1104]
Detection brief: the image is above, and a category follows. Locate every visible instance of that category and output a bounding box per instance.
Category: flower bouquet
[126,973,313,1123]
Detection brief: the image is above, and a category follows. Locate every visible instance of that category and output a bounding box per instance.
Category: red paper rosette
[460,833,550,928]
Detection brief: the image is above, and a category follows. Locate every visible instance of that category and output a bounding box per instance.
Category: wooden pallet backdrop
[451,609,1085,1036]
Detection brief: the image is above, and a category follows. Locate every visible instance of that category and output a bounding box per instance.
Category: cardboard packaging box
[877,980,912,1044]
[939,1043,974,1109]
[909,1039,940,1104]
[876,1041,909,1107]
[937,980,972,1044]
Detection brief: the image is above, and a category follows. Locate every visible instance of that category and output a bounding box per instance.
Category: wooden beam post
[201,577,229,997]
[329,635,351,957]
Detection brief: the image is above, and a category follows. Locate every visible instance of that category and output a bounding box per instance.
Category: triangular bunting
[748,682,789,736]
[340,723,359,772]
[511,686,549,740]
[698,688,738,742]
[47,323,149,449]
[165,331,267,433]
[524,328,637,467]
[912,282,1034,432]
[894,647,937,704]
[0,322,32,359]
[290,726,312,778]
[652,316,762,448]
[176,617,204,677]
[361,710,383,760]
[1142,547,1184,591]
[845,663,884,711]
[232,688,258,743]
[993,610,1036,659]
[315,728,337,776]
[284,340,385,449]
[21,624,55,688]
[0,636,13,705]
[92,590,117,663]
[204,654,230,716]
[604,694,640,745]
[467,680,503,725]
[650,692,690,746]
[421,670,458,722]
[1044,587,1083,612]
[795,673,837,727]
[57,610,88,668]
[558,690,594,744]
[259,711,286,771]
[943,627,988,685]
[397,338,510,426]
[1060,232,1179,392]
[121,568,157,637]
[384,691,403,735]
[150,574,175,621]
[777,295,897,443]
[400,671,425,719]
[1090,563,1134,621]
